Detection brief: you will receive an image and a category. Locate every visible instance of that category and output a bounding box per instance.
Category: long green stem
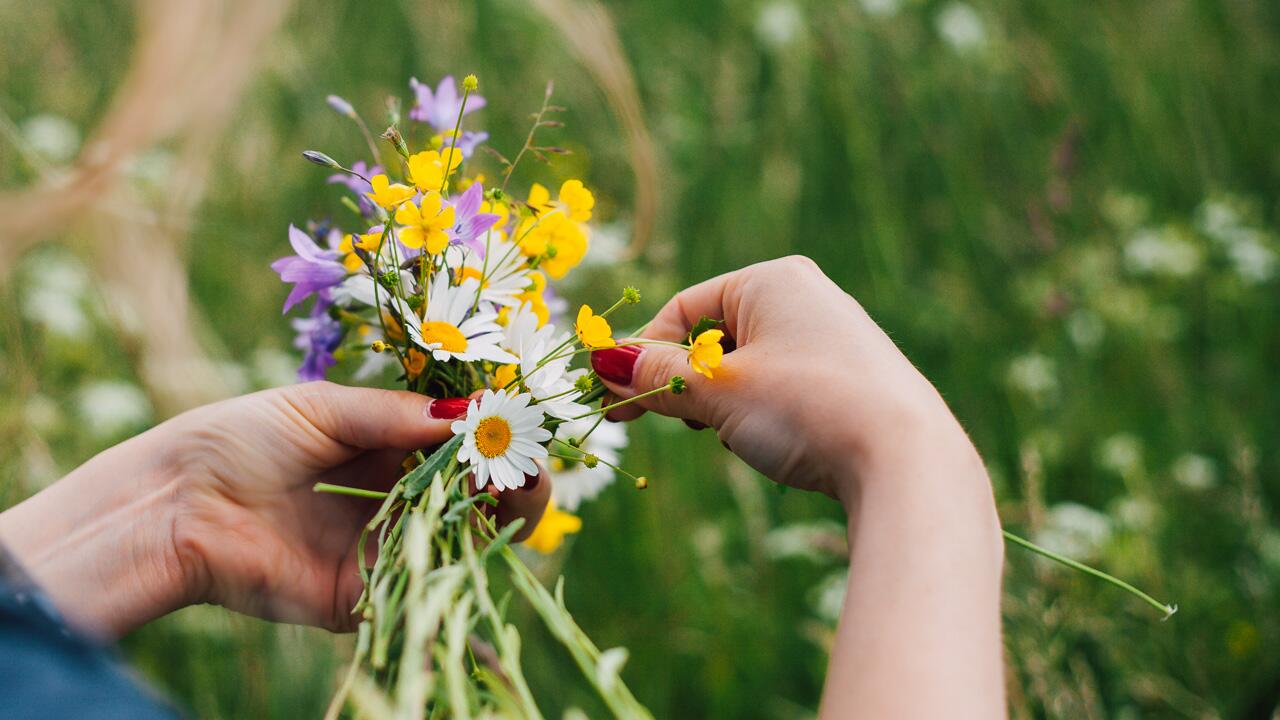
[1003,530,1177,619]
[314,482,391,499]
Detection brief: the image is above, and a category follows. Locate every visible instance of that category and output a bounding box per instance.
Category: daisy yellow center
[475,416,513,459]
[420,321,468,353]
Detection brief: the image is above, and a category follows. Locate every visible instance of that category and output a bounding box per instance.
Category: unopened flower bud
[583,454,599,469]
[381,125,410,159]
[371,340,390,353]
[544,245,558,259]
[670,376,687,394]
[463,74,479,92]
[635,477,649,490]
[622,286,641,304]
[326,94,356,117]
[302,150,340,168]
[566,437,581,448]
[573,375,594,393]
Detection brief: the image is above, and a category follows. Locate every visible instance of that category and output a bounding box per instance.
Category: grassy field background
[2,0,1279,717]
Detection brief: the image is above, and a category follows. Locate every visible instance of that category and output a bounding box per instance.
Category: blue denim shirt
[0,545,178,719]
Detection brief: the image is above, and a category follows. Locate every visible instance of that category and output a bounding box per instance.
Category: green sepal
[402,434,463,498]
[687,315,723,344]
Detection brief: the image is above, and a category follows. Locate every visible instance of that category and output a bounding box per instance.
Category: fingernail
[683,419,708,431]
[591,345,642,386]
[522,472,541,491]
[428,397,470,419]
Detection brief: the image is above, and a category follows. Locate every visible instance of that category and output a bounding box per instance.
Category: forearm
[0,433,188,638]
[820,417,1005,719]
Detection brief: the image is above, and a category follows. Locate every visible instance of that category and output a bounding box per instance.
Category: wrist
[0,433,193,638]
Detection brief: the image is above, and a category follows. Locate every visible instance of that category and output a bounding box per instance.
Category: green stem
[1002,530,1177,619]
[572,381,676,420]
[314,482,390,500]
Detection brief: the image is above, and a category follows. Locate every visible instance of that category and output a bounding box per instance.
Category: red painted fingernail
[523,472,541,491]
[591,345,642,386]
[428,397,470,419]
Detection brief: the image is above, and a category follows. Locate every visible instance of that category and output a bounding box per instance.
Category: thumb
[589,342,712,423]
[269,381,456,451]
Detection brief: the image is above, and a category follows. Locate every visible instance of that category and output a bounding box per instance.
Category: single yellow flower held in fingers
[575,305,615,349]
[689,329,725,379]
[365,174,416,209]
[396,191,455,255]
[523,500,583,554]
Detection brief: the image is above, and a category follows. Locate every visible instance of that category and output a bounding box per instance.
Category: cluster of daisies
[274,75,723,552]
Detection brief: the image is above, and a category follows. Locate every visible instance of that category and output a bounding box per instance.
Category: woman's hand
[0,382,548,638]
[590,255,972,503]
[590,256,1008,718]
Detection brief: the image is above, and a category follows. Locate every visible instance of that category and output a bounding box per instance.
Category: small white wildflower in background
[859,0,903,18]
[1259,530,1280,574]
[252,348,301,387]
[76,380,152,440]
[1124,227,1201,278]
[935,2,987,53]
[21,113,80,163]
[1006,352,1058,406]
[755,1,804,49]
[1035,502,1113,560]
[1098,433,1143,477]
[23,394,61,436]
[1172,453,1217,491]
[764,520,849,563]
[21,253,91,338]
[1110,495,1158,531]
[1067,309,1106,353]
[551,417,626,511]
[577,221,629,268]
[810,569,849,624]
[1195,195,1278,284]
[127,149,176,193]
[1224,234,1277,284]
[1100,190,1150,230]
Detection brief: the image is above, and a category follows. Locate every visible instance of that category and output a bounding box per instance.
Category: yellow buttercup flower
[338,230,383,272]
[689,329,725,379]
[526,180,594,223]
[396,191,455,255]
[492,363,518,389]
[575,305,615,349]
[407,149,463,193]
[517,213,587,279]
[510,272,550,327]
[403,349,427,379]
[527,182,552,214]
[558,179,594,222]
[523,500,582,554]
[365,174,416,210]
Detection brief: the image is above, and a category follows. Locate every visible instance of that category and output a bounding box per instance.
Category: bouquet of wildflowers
[273,74,716,719]
[275,73,1177,718]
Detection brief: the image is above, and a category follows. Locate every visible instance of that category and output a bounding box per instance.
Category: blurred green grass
[2,0,1279,717]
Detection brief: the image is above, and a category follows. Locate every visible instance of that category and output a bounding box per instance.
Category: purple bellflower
[271,225,348,312]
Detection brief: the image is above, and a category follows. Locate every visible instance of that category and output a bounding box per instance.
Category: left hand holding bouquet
[0,382,549,638]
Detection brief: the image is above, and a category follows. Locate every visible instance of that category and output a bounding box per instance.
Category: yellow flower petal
[523,501,583,554]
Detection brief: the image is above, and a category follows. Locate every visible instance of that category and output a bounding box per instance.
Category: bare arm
[589,256,1006,718]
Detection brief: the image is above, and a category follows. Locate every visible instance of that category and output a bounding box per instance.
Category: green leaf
[402,434,463,498]
[443,494,490,523]
[686,315,723,344]
[481,518,526,561]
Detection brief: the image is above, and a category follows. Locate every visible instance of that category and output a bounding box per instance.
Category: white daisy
[447,238,531,307]
[551,416,627,511]
[405,270,517,363]
[453,389,552,491]
[499,302,587,420]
